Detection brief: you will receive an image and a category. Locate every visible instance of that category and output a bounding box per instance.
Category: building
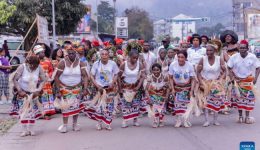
[169,14,196,41]
[153,19,171,41]
[153,14,197,42]
[233,0,260,39]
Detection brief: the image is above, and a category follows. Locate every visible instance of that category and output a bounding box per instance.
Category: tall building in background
[169,14,196,41]
[232,0,260,39]
[153,19,171,41]
[153,14,196,42]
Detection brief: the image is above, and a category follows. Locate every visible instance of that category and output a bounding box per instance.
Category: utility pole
[232,0,235,31]
[113,0,116,37]
[181,22,184,41]
[96,0,99,35]
[243,4,247,39]
[52,0,56,49]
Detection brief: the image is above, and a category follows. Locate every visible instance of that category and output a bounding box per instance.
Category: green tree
[197,23,226,38]
[0,0,86,49]
[97,1,115,34]
[197,27,213,37]
[212,23,225,37]
[0,0,16,24]
[124,7,153,41]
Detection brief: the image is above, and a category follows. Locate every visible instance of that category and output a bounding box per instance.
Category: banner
[37,14,50,46]
[77,5,91,33]
[116,17,128,38]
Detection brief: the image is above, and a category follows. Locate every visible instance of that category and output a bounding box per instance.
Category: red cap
[240,39,248,45]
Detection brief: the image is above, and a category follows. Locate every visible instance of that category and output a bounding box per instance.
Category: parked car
[0,39,26,65]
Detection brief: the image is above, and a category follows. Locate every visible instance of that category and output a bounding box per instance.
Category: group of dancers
[7,31,260,137]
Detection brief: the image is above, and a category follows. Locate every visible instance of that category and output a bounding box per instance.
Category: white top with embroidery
[187,47,206,66]
[168,61,195,84]
[227,53,260,78]
[91,60,119,87]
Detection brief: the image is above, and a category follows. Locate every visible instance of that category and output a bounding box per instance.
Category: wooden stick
[9,18,37,63]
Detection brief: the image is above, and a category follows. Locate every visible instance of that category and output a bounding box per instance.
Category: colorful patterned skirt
[231,77,255,111]
[10,91,42,125]
[173,85,191,116]
[121,82,142,121]
[40,82,56,116]
[167,94,174,113]
[205,81,225,112]
[60,86,84,117]
[84,87,116,125]
[150,94,166,121]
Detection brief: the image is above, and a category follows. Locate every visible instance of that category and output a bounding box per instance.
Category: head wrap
[116,49,123,55]
[207,44,218,50]
[103,41,111,48]
[92,40,100,47]
[126,41,143,55]
[75,45,85,53]
[115,38,123,45]
[33,45,45,54]
[209,39,222,54]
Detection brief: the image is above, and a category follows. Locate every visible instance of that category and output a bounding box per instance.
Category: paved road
[0,80,260,150]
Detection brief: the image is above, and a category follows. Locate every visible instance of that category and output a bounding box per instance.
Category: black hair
[191,34,202,45]
[177,50,188,59]
[129,48,139,57]
[201,35,210,42]
[63,41,72,45]
[84,40,92,50]
[225,34,237,44]
[51,48,64,60]
[151,63,162,71]
[159,48,166,53]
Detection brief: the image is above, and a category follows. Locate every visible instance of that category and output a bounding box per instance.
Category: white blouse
[227,53,260,78]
